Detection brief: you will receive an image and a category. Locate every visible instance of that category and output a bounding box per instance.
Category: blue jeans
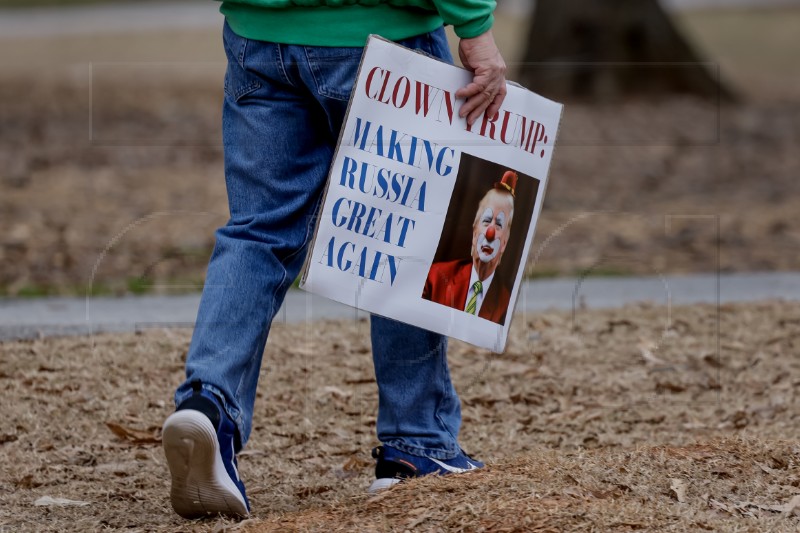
[175,22,463,460]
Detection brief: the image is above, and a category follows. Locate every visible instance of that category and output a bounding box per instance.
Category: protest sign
[301,36,563,352]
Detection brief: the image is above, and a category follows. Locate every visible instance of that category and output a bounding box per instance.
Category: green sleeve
[430,0,495,38]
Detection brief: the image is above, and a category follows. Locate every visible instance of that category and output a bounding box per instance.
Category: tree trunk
[517,0,736,102]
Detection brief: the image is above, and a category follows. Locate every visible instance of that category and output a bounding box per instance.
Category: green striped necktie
[465,280,483,315]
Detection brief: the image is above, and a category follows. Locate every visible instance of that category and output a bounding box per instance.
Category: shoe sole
[162,410,249,519]
[368,477,402,493]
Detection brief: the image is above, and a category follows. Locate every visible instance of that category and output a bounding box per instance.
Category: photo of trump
[422,166,534,326]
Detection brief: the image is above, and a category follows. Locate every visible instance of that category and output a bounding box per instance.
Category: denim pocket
[305,46,364,101]
[223,21,262,102]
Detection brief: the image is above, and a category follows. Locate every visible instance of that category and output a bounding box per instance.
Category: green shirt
[219,0,495,47]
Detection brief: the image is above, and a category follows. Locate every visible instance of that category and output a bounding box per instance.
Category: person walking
[162,0,507,519]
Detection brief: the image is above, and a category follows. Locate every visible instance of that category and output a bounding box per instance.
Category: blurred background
[0,0,798,297]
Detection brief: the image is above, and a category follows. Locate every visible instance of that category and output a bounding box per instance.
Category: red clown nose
[486,225,496,241]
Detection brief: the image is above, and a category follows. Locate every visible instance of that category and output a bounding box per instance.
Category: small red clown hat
[494,170,517,197]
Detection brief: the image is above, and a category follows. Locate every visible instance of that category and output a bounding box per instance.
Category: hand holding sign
[456,29,508,126]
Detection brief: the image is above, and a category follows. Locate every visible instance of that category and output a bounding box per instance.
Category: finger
[466,82,507,126]
[466,92,493,125]
[484,85,507,120]
[459,92,490,123]
[455,81,487,101]
[457,79,497,118]
[467,101,490,126]
[458,94,484,120]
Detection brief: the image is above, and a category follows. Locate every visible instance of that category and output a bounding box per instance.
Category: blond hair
[472,189,514,231]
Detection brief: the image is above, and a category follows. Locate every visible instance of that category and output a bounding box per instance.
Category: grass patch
[0,282,115,298]
[125,277,150,295]
[14,284,51,298]
[525,265,635,279]
[0,278,205,298]
[525,267,562,279]
[576,265,635,278]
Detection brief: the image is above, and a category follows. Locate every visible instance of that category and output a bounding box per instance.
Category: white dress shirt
[464,266,494,316]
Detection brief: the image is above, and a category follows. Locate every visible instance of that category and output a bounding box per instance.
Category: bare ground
[1,301,798,531]
[1,9,800,295]
[2,73,799,295]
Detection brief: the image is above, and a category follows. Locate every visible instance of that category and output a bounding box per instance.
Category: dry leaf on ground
[33,496,90,507]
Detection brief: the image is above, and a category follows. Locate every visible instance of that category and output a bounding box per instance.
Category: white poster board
[301,35,563,352]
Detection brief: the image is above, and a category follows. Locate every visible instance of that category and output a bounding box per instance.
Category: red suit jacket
[422,258,511,325]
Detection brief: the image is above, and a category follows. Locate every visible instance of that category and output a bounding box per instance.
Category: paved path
[0,2,222,38]
[2,272,799,341]
[2,0,798,38]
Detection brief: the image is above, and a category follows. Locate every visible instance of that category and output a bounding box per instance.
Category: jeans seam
[234,335,260,399]
[226,29,262,101]
[434,339,459,446]
[424,32,434,56]
[231,81,261,102]
[304,47,350,101]
[281,188,325,271]
[275,43,294,87]
[237,33,247,68]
